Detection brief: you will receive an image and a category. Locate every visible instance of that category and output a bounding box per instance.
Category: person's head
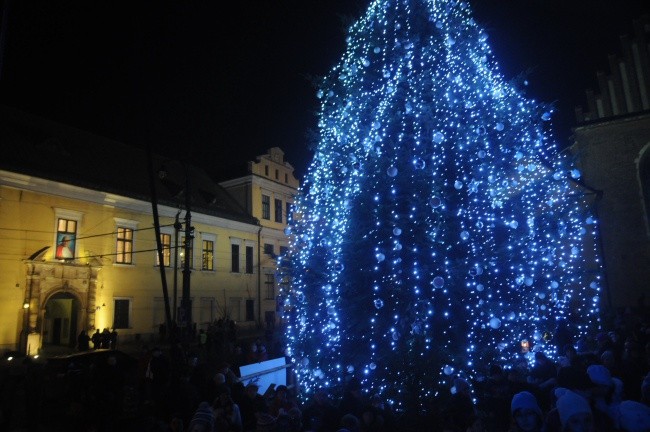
[313,388,329,405]
[340,413,360,431]
[556,390,593,432]
[618,400,650,432]
[587,364,613,397]
[275,384,288,400]
[213,373,226,385]
[60,235,70,245]
[511,391,543,432]
[188,401,214,432]
[564,344,577,358]
[246,383,259,399]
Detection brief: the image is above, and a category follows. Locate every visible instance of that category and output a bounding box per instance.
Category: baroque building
[571,15,650,311]
[219,147,300,329]
[0,106,277,354]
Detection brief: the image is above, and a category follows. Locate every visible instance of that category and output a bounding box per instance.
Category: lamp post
[180,164,193,341]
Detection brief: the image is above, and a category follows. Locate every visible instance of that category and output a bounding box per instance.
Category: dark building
[571,15,650,311]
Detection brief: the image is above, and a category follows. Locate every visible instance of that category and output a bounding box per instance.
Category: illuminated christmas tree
[282,0,602,411]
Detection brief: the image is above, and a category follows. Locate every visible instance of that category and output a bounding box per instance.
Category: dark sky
[1,0,649,181]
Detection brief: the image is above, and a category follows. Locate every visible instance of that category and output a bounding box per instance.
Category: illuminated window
[202,239,214,271]
[55,218,77,260]
[157,233,171,267]
[262,195,270,220]
[180,236,194,268]
[116,227,133,264]
[275,198,283,223]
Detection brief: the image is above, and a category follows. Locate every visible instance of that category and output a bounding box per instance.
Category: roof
[0,105,259,226]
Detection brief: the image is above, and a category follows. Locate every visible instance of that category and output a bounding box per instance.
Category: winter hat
[511,391,543,418]
[618,400,650,432]
[556,390,592,427]
[587,364,613,387]
[188,401,215,431]
[256,412,276,432]
[213,372,226,385]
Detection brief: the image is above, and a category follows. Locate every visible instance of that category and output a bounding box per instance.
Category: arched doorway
[42,291,81,348]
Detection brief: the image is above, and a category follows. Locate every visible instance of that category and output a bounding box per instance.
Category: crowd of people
[1,309,650,431]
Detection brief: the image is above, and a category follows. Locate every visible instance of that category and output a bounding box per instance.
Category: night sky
[0,0,648,181]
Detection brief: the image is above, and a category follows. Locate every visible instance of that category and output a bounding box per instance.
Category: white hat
[618,400,650,432]
[556,390,592,427]
[587,364,613,387]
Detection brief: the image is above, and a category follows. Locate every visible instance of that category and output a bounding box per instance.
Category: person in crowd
[301,387,341,432]
[188,401,215,432]
[269,385,298,417]
[238,382,269,432]
[91,328,101,349]
[587,364,621,425]
[212,384,242,432]
[339,378,367,421]
[77,329,90,351]
[440,377,477,432]
[101,327,111,349]
[509,391,544,432]
[110,328,118,349]
[617,400,650,432]
[338,413,361,432]
[555,390,594,432]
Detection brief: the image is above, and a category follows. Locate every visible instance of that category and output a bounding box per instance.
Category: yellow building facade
[0,107,275,354]
[219,147,300,328]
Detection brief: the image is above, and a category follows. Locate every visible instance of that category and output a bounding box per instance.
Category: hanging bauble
[454,180,463,190]
[413,158,426,170]
[347,365,354,373]
[376,253,386,262]
[433,131,445,144]
[429,196,442,208]
[495,122,504,131]
[387,166,398,177]
[489,317,502,329]
[460,231,470,241]
[443,365,454,375]
[433,276,445,289]
[393,227,402,236]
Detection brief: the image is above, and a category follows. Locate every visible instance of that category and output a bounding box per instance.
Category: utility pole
[173,211,182,324]
[181,163,193,341]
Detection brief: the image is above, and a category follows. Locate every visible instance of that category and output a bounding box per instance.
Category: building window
[262,195,270,220]
[113,298,131,329]
[285,173,288,183]
[55,218,77,260]
[116,227,133,264]
[180,236,193,269]
[245,246,254,274]
[245,299,255,321]
[279,246,288,257]
[202,240,214,271]
[231,243,240,273]
[264,243,274,257]
[229,297,241,321]
[275,198,283,223]
[157,233,172,267]
[275,169,279,180]
[286,202,292,223]
[265,165,269,176]
[265,272,275,299]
